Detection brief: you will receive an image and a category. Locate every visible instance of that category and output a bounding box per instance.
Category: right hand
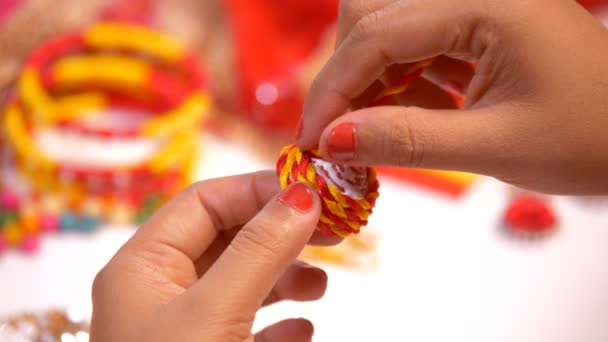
[297,0,608,195]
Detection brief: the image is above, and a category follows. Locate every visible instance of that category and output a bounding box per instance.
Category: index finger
[335,0,394,46]
[297,0,489,149]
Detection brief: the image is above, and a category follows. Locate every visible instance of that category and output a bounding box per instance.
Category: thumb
[318,105,514,176]
[178,182,321,323]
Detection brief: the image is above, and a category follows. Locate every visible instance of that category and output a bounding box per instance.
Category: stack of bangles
[276,59,434,238]
[0,22,210,254]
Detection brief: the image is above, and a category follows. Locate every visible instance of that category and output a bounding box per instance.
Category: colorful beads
[79,216,99,233]
[60,213,78,232]
[1,212,18,226]
[4,224,23,246]
[40,213,60,233]
[0,189,103,255]
[0,235,7,253]
[20,234,39,254]
[20,211,40,234]
[0,190,20,211]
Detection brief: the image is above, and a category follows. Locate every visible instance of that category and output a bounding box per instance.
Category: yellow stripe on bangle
[53,55,151,88]
[141,94,210,137]
[84,22,185,62]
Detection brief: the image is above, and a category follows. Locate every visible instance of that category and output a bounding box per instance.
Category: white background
[2,136,608,342]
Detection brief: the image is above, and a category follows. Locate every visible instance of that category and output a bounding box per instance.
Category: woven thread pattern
[277,145,379,237]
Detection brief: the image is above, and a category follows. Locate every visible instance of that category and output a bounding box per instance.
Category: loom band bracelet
[54,93,210,140]
[83,22,209,87]
[23,24,208,95]
[18,68,107,123]
[84,22,187,63]
[26,22,203,79]
[51,87,177,113]
[9,109,197,182]
[18,64,204,127]
[50,88,185,138]
[35,54,196,108]
[68,24,207,89]
[147,130,200,172]
[6,101,198,181]
[20,82,211,138]
[48,90,210,139]
[14,132,196,189]
[25,34,85,70]
[19,54,210,137]
[19,27,208,124]
[13,133,195,193]
[41,55,198,106]
[3,105,57,171]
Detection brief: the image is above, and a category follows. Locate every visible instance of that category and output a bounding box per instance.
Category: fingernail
[327,122,356,161]
[279,183,313,212]
[295,117,303,140]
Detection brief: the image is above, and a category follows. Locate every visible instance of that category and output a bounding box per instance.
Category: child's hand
[91,171,333,342]
[297,0,608,195]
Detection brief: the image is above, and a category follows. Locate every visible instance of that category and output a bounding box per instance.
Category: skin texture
[91,171,340,342]
[298,0,608,195]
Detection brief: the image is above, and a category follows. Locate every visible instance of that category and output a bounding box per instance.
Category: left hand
[90,171,337,341]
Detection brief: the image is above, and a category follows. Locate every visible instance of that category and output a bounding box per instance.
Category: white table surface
[1,135,608,342]
[4,8,608,341]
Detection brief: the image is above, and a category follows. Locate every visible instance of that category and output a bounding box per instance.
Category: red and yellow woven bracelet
[276,60,433,237]
[1,22,209,254]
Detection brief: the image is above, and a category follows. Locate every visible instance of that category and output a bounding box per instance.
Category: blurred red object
[505,196,557,234]
[223,0,338,135]
[578,0,608,10]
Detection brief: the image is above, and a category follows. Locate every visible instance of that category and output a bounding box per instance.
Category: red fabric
[222,0,338,133]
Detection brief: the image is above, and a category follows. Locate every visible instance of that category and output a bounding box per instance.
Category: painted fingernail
[327,122,356,161]
[295,117,303,140]
[279,183,313,212]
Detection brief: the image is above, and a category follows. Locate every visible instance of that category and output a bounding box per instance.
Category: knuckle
[383,115,426,167]
[205,315,252,342]
[338,0,358,23]
[92,266,112,302]
[339,0,370,25]
[350,11,381,44]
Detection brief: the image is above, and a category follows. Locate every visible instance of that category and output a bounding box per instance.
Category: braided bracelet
[276,60,433,237]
